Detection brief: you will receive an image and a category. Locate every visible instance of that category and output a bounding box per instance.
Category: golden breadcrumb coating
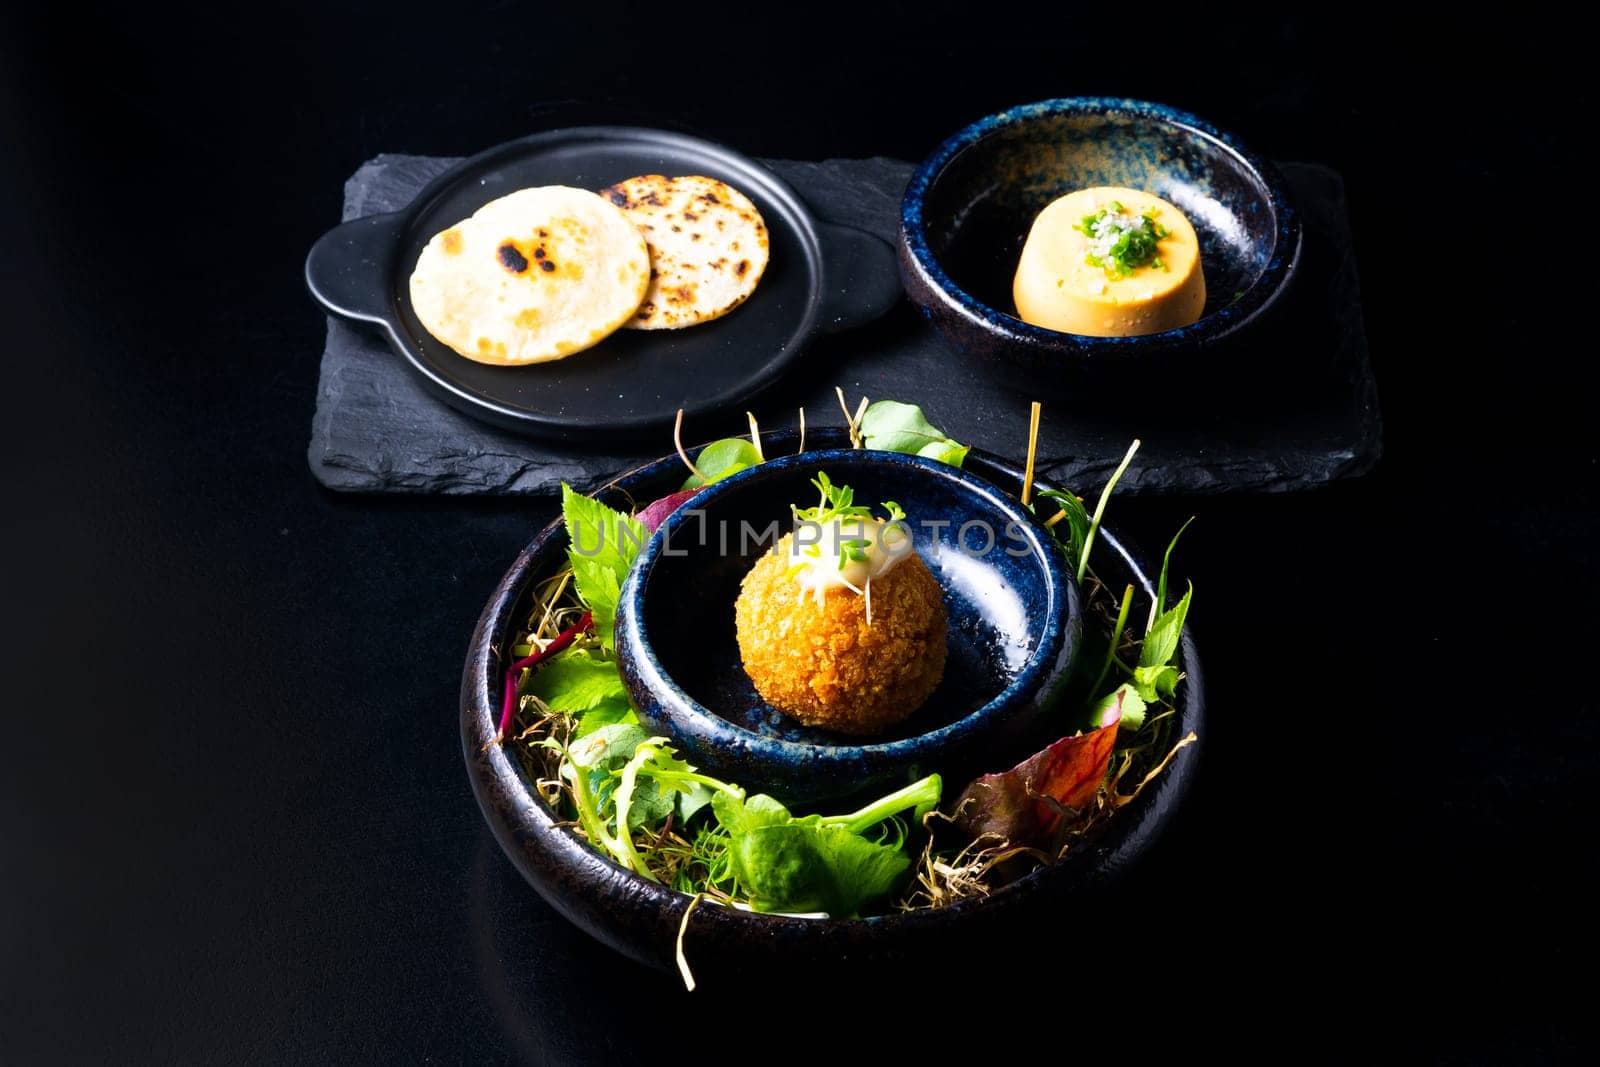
[734,533,947,735]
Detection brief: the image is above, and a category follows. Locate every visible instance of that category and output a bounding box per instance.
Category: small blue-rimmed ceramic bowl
[899,97,1302,371]
[613,448,1080,804]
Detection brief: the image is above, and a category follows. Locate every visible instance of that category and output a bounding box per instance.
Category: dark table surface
[2,5,1592,1062]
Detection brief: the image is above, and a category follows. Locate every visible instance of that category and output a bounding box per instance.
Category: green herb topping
[1075,201,1171,278]
[791,473,905,573]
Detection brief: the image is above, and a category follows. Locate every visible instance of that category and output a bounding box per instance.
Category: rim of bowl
[618,447,1075,769]
[899,95,1303,355]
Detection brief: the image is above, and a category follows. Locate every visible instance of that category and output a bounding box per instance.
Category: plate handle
[816,221,902,334]
[304,212,406,324]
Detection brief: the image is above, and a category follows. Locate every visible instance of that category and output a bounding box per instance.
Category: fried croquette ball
[734,533,947,735]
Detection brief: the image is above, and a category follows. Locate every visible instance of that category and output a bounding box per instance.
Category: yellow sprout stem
[747,411,764,461]
[674,409,706,484]
[1021,401,1042,506]
[676,893,705,992]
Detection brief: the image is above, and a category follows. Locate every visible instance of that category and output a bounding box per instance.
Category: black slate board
[308,155,1380,496]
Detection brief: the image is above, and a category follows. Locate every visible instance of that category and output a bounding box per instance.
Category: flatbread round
[408,186,650,365]
[601,175,769,330]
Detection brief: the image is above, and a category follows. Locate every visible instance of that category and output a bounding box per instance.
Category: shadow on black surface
[468,833,1153,1063]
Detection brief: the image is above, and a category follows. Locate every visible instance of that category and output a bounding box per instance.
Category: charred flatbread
[601,174,769,330]
[408,186,650,364]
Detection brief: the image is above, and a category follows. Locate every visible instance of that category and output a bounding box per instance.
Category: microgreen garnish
[790,472,906,572]
[1075,201,1171,278]
[792,471,875,526]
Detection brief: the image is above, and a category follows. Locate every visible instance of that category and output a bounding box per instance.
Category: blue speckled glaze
[899,97,1302,362]
[614,449,1081,804]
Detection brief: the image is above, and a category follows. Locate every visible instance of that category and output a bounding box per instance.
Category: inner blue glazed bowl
[614,449,1080,804]
[899,97,1302,367]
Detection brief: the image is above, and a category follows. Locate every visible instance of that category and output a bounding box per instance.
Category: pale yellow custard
[1013,187,1205,337]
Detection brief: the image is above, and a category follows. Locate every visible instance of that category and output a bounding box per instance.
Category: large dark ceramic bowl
[613,448,1079,804]
[899,97,1301,370]
[461,429,1204,973]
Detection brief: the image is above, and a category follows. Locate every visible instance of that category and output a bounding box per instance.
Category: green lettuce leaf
[916,438,972,466]
[569,556,622,651]
[1095,682,1148,732]
[565,724,675,831]
[567,722,647,773]
[562,483,648,651]
[571,702,638,739]
[675,782,716,823]
[681,438,763,490]
[710,791,913,916]
[1139,583,1193,669]
[1130,664,1180,704]
[526,648,628,713]
[859,401,967,468]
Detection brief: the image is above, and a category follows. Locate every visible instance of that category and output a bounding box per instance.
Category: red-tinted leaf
[637,490,699,532]
[494,612,593,742]
[951,722,1119,847]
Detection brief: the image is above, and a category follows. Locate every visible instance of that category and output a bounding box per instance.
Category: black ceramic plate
[305,127,900,441]
[460,429,1203,972]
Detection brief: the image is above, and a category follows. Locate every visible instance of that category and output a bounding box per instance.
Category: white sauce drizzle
[787,517,913,617]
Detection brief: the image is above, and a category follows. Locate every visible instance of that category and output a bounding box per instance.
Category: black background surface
[1,4,1591,1061]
